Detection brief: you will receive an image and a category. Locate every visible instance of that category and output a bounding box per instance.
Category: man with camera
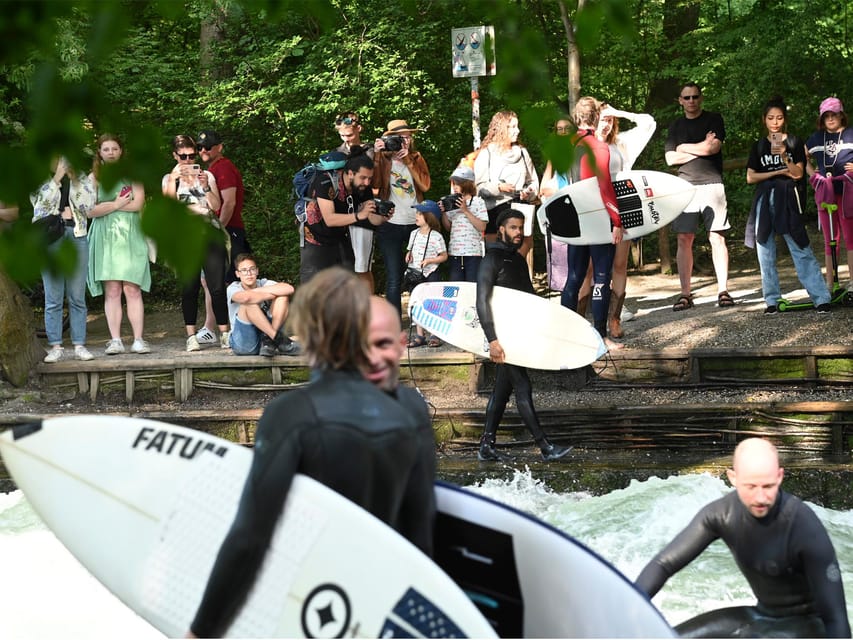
[333,111,378,292]
[300,152,391,284]
[372,119,431,315]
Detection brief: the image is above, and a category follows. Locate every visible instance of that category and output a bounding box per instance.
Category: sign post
[451,26,496,150]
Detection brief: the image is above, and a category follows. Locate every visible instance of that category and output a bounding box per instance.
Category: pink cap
[819,97,844,116]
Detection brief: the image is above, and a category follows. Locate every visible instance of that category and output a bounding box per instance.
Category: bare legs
[103,279,145,340]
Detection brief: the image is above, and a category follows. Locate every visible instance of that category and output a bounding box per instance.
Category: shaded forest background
[1,0,852,298]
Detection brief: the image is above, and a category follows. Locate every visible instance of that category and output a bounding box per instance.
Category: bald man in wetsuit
[186,268,435,639]
[635,438,850,638]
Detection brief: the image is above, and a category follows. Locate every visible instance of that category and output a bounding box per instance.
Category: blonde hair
[573,97,601,129]
[481,110,520,152]
[290,267,371,371]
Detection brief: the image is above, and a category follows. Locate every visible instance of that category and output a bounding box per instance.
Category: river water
[2,471,851,638]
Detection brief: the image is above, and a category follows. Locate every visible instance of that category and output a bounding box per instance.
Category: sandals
[407,335,427,348]
[672,295,694,312]
[717,290,735,307]
[428,336,442,348]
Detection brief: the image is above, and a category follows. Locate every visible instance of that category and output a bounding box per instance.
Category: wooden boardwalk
[34,342,852,402]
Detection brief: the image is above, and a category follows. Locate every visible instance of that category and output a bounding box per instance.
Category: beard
[348,179,371,199]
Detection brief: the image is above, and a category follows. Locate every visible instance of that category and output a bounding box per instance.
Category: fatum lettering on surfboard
[132,427,228,459]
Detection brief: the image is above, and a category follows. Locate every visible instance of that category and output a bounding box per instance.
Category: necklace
[824,130,842,170]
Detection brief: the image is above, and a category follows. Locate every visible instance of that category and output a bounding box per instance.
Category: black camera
[381,135,405,152]
[440,194,461,212]
[373,198,395,217]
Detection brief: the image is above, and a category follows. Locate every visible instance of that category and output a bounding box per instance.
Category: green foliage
[2,0,853,296]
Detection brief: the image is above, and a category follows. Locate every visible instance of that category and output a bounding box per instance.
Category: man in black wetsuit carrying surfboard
[635,438,850,638]
[475,208,572,462]
[186,267,436,638]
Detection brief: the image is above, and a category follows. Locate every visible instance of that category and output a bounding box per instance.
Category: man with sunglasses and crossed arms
[665,82,734,313]
[333,112,379,292]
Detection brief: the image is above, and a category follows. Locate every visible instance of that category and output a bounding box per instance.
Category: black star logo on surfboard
[301,583,351,638]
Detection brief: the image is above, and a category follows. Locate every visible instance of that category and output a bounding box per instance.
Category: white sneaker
[105,339,125,355]
[74,345,94,361]
[196,327,217,345]
[43,347,64,363]
[220,331,231,349]
[186,335,201,352]
[620,307,635,322]
[131,338,151,354]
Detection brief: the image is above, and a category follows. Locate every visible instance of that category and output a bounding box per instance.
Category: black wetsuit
[476,239,548,445]
[189,369,437,638]
[636,490,850,638]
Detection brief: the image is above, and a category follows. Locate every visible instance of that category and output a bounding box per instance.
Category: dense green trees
[1,0,851,288]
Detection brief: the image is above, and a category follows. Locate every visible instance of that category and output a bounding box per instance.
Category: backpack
[292,151,348,224]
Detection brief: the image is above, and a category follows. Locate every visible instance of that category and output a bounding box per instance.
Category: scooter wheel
[777,300,789,312]
[842,291,853,307]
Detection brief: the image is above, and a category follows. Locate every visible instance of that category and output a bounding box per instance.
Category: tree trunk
[558,0,583,110]
[645,0,701,273]
[0,271,41,386]
[200,3,231,82]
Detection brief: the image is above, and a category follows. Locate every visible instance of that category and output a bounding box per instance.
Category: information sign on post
[451,26,496,150]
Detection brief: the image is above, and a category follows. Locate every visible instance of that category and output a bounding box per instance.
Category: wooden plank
[271,366,282,385]
[125,371,135,403]
[89,372,99,401]
[76,372,89,395]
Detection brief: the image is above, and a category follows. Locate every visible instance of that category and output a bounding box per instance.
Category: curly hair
[573,97,601,130]
[290,267,371,372]
[480,110,520,152]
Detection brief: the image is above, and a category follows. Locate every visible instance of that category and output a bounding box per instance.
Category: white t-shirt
[445,195,487,257]
[161,170,218,216]
[387,160,418,225]
[406,229,446,278]
[227,278,275,326]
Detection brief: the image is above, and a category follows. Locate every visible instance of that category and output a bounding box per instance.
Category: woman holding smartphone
[87,133,151,355]
[746,97,830,313]
[162,134,230,352]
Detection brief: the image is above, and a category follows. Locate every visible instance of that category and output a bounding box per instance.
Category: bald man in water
[635,438,850,638]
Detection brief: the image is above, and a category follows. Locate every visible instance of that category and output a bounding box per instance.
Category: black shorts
[299,241,355,284]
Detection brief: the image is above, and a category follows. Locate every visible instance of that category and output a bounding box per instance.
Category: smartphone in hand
[769,132,785,155]
[119,185,133,199]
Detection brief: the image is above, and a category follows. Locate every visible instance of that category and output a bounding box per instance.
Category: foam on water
[466,470,853,628]
[3,472,852,636]
[0,491,164,639]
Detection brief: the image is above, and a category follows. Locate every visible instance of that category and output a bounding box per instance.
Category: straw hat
[383,119,420,136]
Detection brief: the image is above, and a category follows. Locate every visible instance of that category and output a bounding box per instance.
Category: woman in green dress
[87,133,151,355]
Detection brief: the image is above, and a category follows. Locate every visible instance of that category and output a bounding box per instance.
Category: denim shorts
[229,316,261,355]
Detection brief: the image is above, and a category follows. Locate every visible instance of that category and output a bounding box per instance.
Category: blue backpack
[293,151,348,223]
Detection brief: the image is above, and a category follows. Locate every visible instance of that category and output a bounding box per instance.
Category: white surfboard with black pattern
[0,416,496,639]
[537,170,695,245]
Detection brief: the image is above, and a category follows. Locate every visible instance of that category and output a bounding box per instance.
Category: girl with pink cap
[805,96,853,290]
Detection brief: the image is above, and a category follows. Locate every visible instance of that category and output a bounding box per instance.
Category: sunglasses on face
[199,145,214,151]
[681,94,701,101]
[176,153,196,160]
